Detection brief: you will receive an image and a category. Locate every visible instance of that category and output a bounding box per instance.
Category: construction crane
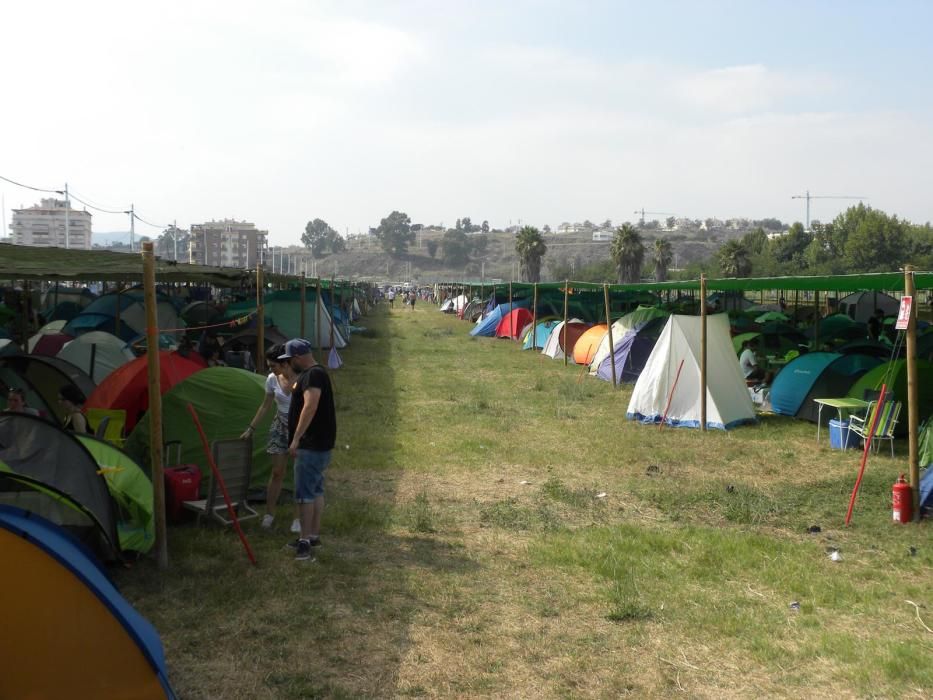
[633,208,674,226]
[791,190,867,230]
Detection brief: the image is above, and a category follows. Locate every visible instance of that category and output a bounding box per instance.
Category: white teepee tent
[626,313,755,430]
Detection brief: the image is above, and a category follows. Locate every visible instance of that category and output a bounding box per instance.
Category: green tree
[665,216,676,229]
[717,240,752,277]
[441,229,470,267]
[374,211,414,257]
[653,238,674,282]
[770,222,812,268]
[481,220,490,234]
[515,226,547,282]
[610,224,645,283]
[741,227,768,255]
[426,240,438,259]
[470,233,488,257]
[843,208,910,272]
[301,218,345,256]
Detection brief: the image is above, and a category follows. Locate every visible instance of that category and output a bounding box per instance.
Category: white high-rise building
[10,198,92,249]
[189,218,268,267]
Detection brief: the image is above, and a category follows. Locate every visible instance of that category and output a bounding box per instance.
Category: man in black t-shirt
[279,339,336,561]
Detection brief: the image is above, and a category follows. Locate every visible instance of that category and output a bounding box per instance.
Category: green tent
[76,435,154,554]
[124,367,277,488]
[225,289,346,348]
[846,359,933,434]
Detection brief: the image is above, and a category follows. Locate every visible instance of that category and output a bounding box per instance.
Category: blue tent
[470,300,530,337]
[595,317,666,384]
[770,352,882,423]
[523,320,560,350]
[0,505,176,698]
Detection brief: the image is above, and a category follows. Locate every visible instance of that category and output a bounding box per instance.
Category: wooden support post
[329,277,336,349]
[508,281,513,339]
[814,290,820,349]
[700,274,708,432]
[604,284,617,388]
[300,273,307,338]
[794,289,799,324]
[562,280,569,366]
[904,267,920,519]
[256,264,265,375]
[142,243,168,569]
[316,277,322,353]
[531,283,538,349]
[114,283,122,339]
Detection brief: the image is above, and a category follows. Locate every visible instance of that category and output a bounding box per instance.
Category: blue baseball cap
[278,339,313,360]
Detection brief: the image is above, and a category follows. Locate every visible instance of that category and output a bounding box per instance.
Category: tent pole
[316,277,322,354]
[562,280,569,366]
[531,283,538,350]
[256,264,265,375]
[142,242,168,569]
[508,281,513,339]
[904,266,920,519]
[300,272,307,338]
[604,284,617,388]
[700,274,707,432]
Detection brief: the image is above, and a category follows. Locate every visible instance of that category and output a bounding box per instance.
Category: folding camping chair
[182,438,258,526]
[85,408,127,449]
[848,400,902,457]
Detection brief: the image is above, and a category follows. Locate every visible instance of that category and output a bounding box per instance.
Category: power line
[0,174,63,194]
[67,191,128,215]
[68,188,128,214]
[133,211,169,229]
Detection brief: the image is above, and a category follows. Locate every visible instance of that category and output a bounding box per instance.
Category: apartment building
[10,198,93,249]
[188,218,267,267]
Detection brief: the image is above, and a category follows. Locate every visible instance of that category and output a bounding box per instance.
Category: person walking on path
[387,288,396,309]
[241,344,300,533]
[281,339,337,562]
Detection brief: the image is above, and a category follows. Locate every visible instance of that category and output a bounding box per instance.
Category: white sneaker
[261,514,274,529]
[290,518,301,534]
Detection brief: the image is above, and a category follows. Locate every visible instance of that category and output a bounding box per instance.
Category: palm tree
[653,238,673,282]
[610,224,645,283]
[515,226,547,282]
[717,240,753,277]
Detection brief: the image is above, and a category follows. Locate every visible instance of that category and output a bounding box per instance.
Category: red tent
[31,333,74,357]
[495,308,533,340]
[86,351,203,431]
[559,322,590,353]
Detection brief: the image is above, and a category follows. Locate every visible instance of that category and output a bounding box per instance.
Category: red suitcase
[163,441,202,522]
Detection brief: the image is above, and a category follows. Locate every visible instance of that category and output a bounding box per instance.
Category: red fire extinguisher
[892,474,913,524]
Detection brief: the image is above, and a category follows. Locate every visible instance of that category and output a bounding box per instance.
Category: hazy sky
[2,0,931,245]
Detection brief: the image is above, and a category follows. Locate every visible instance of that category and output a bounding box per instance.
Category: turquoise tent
[770,352,882,423]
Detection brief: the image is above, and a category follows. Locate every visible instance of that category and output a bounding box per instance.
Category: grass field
[120,303,932,699]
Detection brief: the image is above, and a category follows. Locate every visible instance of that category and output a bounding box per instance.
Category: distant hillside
[93,231,132,245]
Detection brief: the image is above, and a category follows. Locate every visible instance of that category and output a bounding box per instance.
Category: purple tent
[595,318,666,385]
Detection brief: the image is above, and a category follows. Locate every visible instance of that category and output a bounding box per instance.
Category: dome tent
[63,289,183,344]
[57,331,136,384]
[770,352,882,423]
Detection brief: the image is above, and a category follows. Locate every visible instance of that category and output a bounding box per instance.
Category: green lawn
[120,303,932,699]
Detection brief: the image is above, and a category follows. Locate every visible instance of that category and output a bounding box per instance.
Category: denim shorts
[294,449,332,503]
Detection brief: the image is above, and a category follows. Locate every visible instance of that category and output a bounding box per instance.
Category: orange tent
[572,324,608,365]
[86,352,203,431]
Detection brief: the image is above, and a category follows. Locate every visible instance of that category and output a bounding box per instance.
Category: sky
[2,0,932,246]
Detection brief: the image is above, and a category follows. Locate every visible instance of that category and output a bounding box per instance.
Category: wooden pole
[300,273,307,338]
[794,289,799,324]
[904,267,920,519]
[256,264,265,375]
[531,283,538,349]
[562,280,570,366]
[329,276,336,349]
[604,284,617,388]
[508,281,513,339]
[700,274,707,432]
[814,290,820,350]
[142,242,168,569]
[316,277,322,353]
[114,282,122,339]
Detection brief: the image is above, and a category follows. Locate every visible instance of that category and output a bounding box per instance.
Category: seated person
[4,388,39,416]
[740,339,768,383]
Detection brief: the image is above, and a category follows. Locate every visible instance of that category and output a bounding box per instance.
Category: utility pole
[63,182,70,249]
[129,203,135,252]
[791,190,867,230]
[173,219,177,261]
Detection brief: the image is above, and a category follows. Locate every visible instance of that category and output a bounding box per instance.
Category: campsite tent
[0,506,175,699]
[541,320,589,361]
[838,291,900,322]
[846,359,933,431]
[57,331,136,384]
[0,354,96,422]
[30,332,74,357]
[572,324,608,365]
[0,413,120,556]
[26,320,68,352]
[470,301,530,337]
[222,325,289,355]
[595,317,667,384]
[806,314,867,344]
[64,290,183,344]
[124,366,276,488]
[495,308,534,340]
[627,314,756,430]
[589,306,669,375]
[522,320,560,350]
[87,351,203,432]
[180,300,223,327]
[769,352,883,423]
[225,289,346,348]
